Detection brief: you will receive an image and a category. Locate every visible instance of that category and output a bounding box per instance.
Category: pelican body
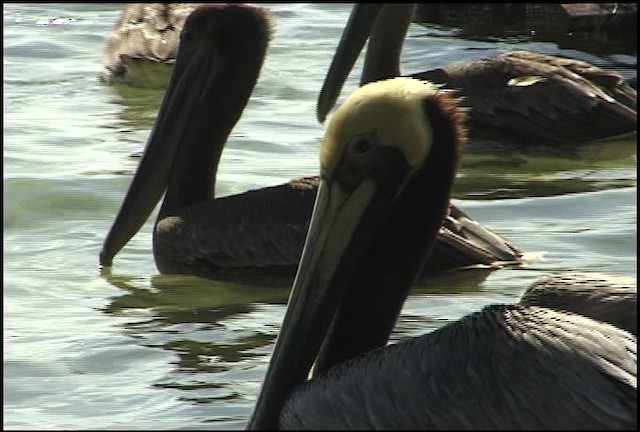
[317,4,637,151]
[99,4,525,282]
[248,78,637,429]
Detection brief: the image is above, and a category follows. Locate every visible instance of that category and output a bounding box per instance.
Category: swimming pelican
[248,77,636,429]
[99,4,525,281]
[317,4,637,151]
[99,3,200,86]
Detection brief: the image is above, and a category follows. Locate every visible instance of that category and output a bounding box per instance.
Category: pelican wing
[155,176,524,278]
[154,177,317,276]
[282,305,637,429]
[506,51,637,110]
[520,272,637,335]
[412,52,637,147]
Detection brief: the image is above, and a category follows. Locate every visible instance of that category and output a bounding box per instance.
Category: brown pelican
[99,3,200,86]
[317,4,637,151]
[247,77,636,429]
[99,4,526,282]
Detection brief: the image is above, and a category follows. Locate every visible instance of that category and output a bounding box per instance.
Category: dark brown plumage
[317,4,637,151]
[100,4,526,282]
[248,77,636,429]
[279,303,636,429]
[411,50,637,150]
[520,272,637,335]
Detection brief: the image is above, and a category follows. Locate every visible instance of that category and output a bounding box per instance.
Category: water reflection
[106,83,166,131]
[101,267,500,324]
[413,266,493,292]
[102,272,291,312]
[99,266,500,404]
[100,271,290,407]
[454,137,637,199]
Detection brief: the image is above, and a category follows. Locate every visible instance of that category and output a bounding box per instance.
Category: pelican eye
[348,135,373,156]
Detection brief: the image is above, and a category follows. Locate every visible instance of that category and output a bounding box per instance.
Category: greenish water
[3,3,636,429]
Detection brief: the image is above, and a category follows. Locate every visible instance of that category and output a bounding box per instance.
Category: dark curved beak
[99,36,223,267]
[247,167,407,429]
[316,4,382,124]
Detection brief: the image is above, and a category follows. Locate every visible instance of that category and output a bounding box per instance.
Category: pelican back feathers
[520,272,637,335]
[281,304,637,429]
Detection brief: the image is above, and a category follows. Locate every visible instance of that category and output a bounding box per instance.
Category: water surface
[3,3,636,429]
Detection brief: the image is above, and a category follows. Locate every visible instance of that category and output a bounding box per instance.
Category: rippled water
[3,3,637,429]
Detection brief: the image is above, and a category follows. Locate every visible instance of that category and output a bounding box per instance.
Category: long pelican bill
[99,28,224,267]
[249,78,449,429]
[247,163,409,429]
[316,3,382,124]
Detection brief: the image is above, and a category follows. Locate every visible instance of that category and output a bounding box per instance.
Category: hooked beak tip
[99,250,112,268]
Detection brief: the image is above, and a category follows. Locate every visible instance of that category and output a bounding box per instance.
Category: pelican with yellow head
[248,77,636,429]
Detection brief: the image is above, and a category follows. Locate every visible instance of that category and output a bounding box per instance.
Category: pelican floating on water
[99,4,525,282]
[248,77,637,429]
[99,3,200,86]
[317,4,637,151]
